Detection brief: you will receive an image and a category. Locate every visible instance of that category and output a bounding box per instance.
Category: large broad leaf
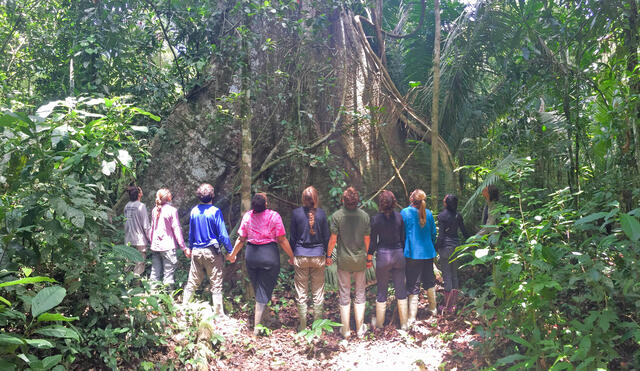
[0,359,16,371]
[31,286,66,318]
[575,212,608,226]
[0,333,25,345]
[25,338,55,349]
[0,277,56,288]
[37,313,79,322]
[112,245,143,262]
[34,326,79,341]
[30,354,63,371]
[620,213,640,242]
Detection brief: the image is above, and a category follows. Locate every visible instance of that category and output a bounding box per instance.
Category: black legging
[245,242,280,304]
[375,248,407,302]
[405,258,435,295]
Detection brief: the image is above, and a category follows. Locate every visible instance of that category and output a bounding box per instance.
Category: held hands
[366,260,373,269]
[325,257,333,266]
[226,254,237,263]
[184,248,192,259]
[288,256,294,265]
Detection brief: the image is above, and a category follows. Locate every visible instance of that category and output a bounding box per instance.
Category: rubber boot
[407,294,419,326]
[212,293,226,317]
[297,304,307,332]
[313,303,323,322]
[339,303,351,338]
[371,301,386,329]
[397,298,409,330]
[253,302,266,335]
[439,291,451,315]
[427,287,437,316]
[354,302,368,338]
[182,287,194,305]
[448,289,459,314]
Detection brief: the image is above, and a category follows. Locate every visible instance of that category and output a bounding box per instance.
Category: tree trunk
[431,0,441,209]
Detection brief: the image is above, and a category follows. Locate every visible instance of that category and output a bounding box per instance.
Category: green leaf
[0,295,10,306]
[575,212,608,226]
[0,359,16,371]
[34,325,79,341]
[37,313,78,322]
[40,354,63,370]
[475,248,489,258]
[31,286,66,318]
[21,267,33,277]
[25,338,55,349]
[112,245,143,262]
[130,125,149,132]
[0,333,26,345]
[496,353,528,365]
[620,213,640,242]
[0,276,56,288]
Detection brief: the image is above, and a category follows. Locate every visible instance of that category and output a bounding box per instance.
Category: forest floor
[146,282,486,371]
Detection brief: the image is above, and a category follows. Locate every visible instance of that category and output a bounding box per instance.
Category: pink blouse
[150,204,187,252]
[238,209,286,245]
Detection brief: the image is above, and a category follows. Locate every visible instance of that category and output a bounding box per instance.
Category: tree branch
[143,0,187,98]
[359,0,426,39]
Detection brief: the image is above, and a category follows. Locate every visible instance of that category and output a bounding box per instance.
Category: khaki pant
[337,268,366,305]
[294,256,325,307]
[185,248,224,295]
[133,245,147,276]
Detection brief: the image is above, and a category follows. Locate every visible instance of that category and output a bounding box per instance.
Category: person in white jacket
[123,186,151,276]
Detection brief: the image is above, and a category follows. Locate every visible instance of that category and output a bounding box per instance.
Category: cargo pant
[185,247,224,295]
[294,256,325,307]
[150,249,177,285]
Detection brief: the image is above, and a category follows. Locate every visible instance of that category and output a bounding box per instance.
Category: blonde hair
[154,188,172,222]
[302,186,319,235]
[409,189,427,227]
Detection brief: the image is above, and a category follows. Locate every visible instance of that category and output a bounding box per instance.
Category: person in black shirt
[289,186,330,331]
[369,190,409,330]
[436,194,470,314]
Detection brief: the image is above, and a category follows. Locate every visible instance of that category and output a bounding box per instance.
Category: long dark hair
[378,190,396,217]
[444,194,458,213]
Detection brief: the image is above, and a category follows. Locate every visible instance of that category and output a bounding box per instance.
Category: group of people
[123,183,498,338]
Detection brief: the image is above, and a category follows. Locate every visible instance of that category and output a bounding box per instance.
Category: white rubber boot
[371,301,386,329]
[354,302,368,338]
[182,287,194,305]
[212,293,226,317]
[397,298,409,330]
[339,303,351,338]
[408,294,419,326]
[427,287,438,316]
[254,302,266,335]
[297,304,307,332]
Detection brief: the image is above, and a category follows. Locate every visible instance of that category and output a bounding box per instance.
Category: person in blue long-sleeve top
[183,183,232,317]
[401,189,438,326]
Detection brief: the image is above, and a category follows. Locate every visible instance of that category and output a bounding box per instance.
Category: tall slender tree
[430,0,441,208]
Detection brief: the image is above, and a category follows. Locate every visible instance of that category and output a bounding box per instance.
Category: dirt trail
[156,287,483,370]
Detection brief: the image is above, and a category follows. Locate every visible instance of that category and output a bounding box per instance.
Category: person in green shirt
[326,187,371,339]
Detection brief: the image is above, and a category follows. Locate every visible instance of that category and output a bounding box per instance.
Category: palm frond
[460,153,524,217]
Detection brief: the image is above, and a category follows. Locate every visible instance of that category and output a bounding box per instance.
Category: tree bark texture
[136,3,454,225]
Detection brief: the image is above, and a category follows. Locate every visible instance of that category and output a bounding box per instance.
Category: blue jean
[375,248,407,302]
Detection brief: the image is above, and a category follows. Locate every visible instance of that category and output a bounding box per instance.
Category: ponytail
[419,200,426,227]
[154,188,172,226]
[302,186,319,235]
[410,189,428,227]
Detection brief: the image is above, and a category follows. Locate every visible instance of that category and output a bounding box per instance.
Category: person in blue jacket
[401,189,438,325]
[183,183,232,317]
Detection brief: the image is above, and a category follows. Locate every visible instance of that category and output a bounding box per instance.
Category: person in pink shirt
[149,188,190,289]
[227,193,294,335]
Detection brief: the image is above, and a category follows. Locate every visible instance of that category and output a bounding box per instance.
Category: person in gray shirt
[124,186,151,276]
